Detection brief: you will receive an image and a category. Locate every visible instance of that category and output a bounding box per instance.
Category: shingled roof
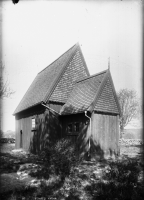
[14,43,89,115]
[60,69,121,115]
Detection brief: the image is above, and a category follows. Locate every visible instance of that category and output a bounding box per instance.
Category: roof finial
[108,57,110,70]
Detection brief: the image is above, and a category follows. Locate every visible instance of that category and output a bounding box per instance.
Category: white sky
[1,0,143,131]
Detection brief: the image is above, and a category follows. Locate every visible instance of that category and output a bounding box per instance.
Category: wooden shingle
[60,70,107,115]
[94,78,119,114]
[49,48,89,103]
[13,43,89,115]
[60,70,120,115]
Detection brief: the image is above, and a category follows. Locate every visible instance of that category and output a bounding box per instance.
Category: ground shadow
[29,109,61,154]
[65,112,106,161]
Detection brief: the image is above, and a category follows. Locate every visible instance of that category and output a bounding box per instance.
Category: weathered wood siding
[15,103,62,152]
[61,113,91,154]
[61,111,120,158]
[29,110,61,153]
[15,116,33,150]
[91,112,120,157]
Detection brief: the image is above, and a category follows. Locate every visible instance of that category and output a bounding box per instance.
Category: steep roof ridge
[38,43,79,75]
[13,43,80,115]
[87,70,109,112]
[77,44,90,76]
[43,43,81,103]
[106,70,121,115]
[88,69,120,115]
[76,69,108,84]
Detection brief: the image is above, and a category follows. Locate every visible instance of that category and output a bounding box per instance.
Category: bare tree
[0,62,15,99]
[117,89,141,137]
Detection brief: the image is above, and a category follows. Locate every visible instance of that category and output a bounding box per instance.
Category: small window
[68,124,72,133]
[74,122,79,132]
[32,118,36,130]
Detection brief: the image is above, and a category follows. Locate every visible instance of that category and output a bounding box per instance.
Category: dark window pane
[74,122,79,132]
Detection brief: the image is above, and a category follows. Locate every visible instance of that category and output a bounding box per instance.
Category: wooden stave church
[13,43,121,158]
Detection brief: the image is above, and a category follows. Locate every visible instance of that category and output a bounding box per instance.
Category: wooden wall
[15,104,44,150]
[61,111,120,159]
[15,104,120,158]
[29,109,61,153]
[15,116,33,150]
[15,103,62,153]
[91,111,120,158]
[61,113,91,154]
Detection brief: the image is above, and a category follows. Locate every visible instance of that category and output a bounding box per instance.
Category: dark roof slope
[14,43,89,115]
[94,77,120,114]
[49,48,89,103]
[60,70,107,115]
[60,69,121,115]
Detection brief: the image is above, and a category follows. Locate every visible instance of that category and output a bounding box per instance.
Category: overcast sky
[1,0,143,131]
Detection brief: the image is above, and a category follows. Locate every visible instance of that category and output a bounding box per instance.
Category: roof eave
[60,109,91,116]
[13,101,43,116]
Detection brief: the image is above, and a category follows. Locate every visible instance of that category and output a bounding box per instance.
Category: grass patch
[0,140,143,200]
[85,158,144,200]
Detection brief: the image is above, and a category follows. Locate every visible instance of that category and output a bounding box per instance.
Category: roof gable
[94,73,120,114]
[60,70,120,115]
[60,70,107,115]
[49,46,90,103]
[14,43,89,115]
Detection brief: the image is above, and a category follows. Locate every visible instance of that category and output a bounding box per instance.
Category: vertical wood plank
[93,113,97,143]
[105,114,109,151]
[96,113,100,146]
[15,119,18,149]
[116,115,120,154]
[111,115,115,151]
[101,114,105,150]
[108,115,111,152]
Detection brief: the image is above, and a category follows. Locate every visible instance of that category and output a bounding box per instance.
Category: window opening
[74,122,79,132]
[67,122,80,135]
[32,118,36,130]
[68,123,72,133]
